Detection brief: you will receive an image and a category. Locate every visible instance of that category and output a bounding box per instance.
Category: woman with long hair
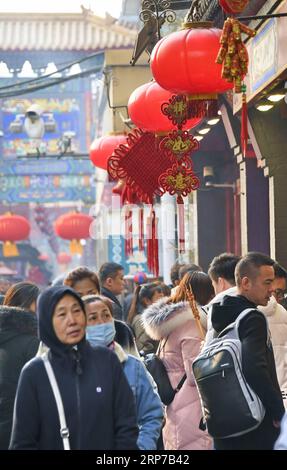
[127,282,164,355]
[0,282,40,449]
[142,271,214,450]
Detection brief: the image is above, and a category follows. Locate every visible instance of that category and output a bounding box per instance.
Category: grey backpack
[192,308,266,439]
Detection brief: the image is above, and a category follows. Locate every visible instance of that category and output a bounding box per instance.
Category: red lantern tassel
[146,208,159,277]
[241,84,248,158]
[138,207,144,252]
[177,196,185,254]
[151,209,159,277]
[124,207,133,257]
[146,213,152,273]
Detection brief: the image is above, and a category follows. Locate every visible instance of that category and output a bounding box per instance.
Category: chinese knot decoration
[159,94,200,253]
[216,18,256,93]
[219,0,249,14]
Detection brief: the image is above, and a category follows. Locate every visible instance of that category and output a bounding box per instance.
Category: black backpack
[143,338,186,406]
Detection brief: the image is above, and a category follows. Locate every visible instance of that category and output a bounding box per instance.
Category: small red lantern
[90,134,127,170]
[57,252,72,265]
[54,212,93,255]
[150,25,233,117]
[0,213,30,257]
[219,0,249,14]
[128,81,201,133]
[38,253,49,261]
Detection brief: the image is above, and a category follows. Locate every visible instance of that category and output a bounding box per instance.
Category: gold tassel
[3,241,19,257]
[70,239,83,255]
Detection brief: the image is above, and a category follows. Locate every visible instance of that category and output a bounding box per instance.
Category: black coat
[101,287,123,320]
[211,295,285,450]
[0,306,39,449]
[9,286,138,450]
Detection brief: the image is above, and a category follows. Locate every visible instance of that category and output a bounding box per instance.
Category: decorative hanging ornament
[90,134,127,170]
[108,129,171,276]
[216,18,256,93]
[150,22,233,118]
[54,212,92,255]
[219,0,249,15]
[0,213,30,257]
[216,18,255,156]
[128,81,201,133]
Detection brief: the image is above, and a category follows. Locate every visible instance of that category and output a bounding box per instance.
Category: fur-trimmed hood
[113,341,128,363]
[142,298,207,340]
[0,305,37,345]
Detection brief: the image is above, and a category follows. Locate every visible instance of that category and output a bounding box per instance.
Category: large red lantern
[0,213,30,257]
[150,25,233,116]
[54,212,93,255]
[128,81,201,133]
[219,0,249,14]
[90,134,127,170]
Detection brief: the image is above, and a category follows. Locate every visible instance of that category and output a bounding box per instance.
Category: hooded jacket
[258,296,287,409]
[211,294,285,450]
[0,306,39,449]
[9,286,138,450]
[142,298,211,450]
[113,342,163,450]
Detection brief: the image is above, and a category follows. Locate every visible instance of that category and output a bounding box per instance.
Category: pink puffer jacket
[143,299,212,450]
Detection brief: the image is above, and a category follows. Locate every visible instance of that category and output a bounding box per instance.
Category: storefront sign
[250,19,277,93]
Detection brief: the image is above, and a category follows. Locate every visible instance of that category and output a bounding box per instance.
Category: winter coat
[258,296,287,410]
[0,306,39,449]
[274,412,287,449]
[9,286,138,450]
[142,298,212,450]
[204,286,238,345]
[210,294,285,450]
[101,287,123,320]
[113,342,163,450]
[131,313,158,355]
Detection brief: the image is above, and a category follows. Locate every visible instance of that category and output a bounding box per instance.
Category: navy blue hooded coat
[9,286,138,450]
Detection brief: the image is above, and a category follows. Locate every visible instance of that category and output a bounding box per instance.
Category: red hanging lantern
[219,0,249,14]
[54,212,93,255]
[150,24,233,117]
[38,253,49,261]
[90,134,127,170]
[0,213,30,257]
[57,252,72,265]
[128,81,201,133]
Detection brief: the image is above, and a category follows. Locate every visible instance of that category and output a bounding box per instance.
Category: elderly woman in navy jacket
[9,286,138,450]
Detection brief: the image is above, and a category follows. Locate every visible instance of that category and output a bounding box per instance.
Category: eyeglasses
[273,289,287,301]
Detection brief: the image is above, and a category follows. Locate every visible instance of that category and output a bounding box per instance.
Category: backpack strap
[157,337,187,393]
[218,307,269,342]
[174,373,187,392]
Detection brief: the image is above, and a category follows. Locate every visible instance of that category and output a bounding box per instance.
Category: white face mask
[86,320,116,347]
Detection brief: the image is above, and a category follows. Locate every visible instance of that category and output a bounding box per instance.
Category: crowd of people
[1,252,287,450]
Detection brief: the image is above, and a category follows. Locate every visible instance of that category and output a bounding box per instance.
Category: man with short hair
[258,263,287,409]
[204,253,240,343]
[99,262,125,320]
[210,252,284,449]
[208,252,241,296]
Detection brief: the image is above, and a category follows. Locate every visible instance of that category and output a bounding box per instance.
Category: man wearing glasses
[259,263,287,410]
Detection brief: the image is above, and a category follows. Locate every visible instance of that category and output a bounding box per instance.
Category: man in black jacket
[99,262,125,320]
[210,252,285,450]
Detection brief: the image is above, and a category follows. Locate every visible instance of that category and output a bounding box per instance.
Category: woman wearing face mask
[83,295,163,451]
[9,286,138,450]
